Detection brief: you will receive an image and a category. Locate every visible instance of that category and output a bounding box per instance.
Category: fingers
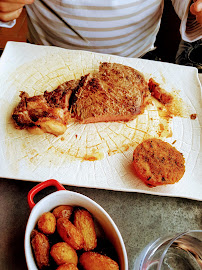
[190,0,202,25]
[0,8,23,22]
[195,14,202,24]
[190,1,202,14]
[0,2,24,13]
[0,0,34,22]
[0,0,34,4]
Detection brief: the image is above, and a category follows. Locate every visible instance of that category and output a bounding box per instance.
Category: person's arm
[171,0,202,42]
[0,0,34,27]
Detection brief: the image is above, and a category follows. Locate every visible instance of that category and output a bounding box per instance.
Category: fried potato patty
[133,138,185,187]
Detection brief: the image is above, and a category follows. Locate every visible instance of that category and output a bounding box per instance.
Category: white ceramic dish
[24,179,128,270]
[1,42,202,201]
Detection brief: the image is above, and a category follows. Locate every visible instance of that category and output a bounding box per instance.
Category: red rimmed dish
[25,179,128,270]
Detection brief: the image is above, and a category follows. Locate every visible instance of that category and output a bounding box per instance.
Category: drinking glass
[134,230,202,270]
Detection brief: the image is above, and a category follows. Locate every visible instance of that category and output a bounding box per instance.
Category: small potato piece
[79,252,119,270]
[53,205,73,219]
[57,217,84,250]
[38,212,56,234]
[74,209,97,251]
[50,242,78,266]
[31,230,50,269]
[56,263,79,270]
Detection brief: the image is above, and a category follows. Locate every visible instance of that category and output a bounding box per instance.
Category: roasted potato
[79,251,119,270]
[31,206,119,270]
[74,208,97,251]
[57,217,84,250]
[50,242,78,266]
[37,212,56,234]
[53,205,73,219]
[56,263,79,270]
[31,230,50,269]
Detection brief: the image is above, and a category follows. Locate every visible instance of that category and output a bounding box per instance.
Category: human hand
[190,0,202,25]
[0,0,34,22]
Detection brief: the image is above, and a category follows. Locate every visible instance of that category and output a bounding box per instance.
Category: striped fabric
[25,0,202,57]
[172,0,202,42]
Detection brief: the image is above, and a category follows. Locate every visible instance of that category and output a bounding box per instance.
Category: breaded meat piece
[133,138,185,187]
[79,252,119,270]
[74,208,97,251]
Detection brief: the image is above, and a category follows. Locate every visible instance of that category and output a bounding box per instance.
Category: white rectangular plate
[0,42,201,201]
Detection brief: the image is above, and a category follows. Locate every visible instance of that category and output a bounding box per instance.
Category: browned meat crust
[12,62,149,135]
[44,80,79,109]
[148,78,173,105]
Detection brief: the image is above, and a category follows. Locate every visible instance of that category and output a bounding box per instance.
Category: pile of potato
[31,205,119,270]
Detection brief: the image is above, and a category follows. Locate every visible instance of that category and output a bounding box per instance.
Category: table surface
[0,74,201,270]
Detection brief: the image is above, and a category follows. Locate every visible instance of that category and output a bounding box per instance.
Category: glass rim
[157,229,202,269]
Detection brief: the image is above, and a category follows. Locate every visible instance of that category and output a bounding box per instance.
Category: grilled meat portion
[12,80,79,136]
[12,62,150,136]
[148,78,173,105]
[71,62,149,123]
[12,92,34,128]
[44,79,79,109]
